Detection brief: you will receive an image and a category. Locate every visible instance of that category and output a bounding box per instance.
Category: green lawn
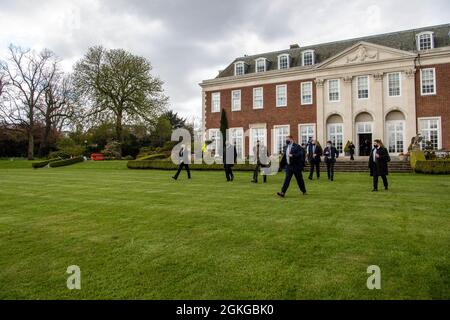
[0,160,449,299]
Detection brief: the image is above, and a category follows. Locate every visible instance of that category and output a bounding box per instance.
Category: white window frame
[253,87,264,109]
[207,128,222,155]
[249,124,267,157]
[416,31,434,51]
[255,58,267,73]
[278,54,290,70]
[272,125,290,155]
[298,123,316,146]
[234,61,245,76]
[276,84,287,107]
[301,82,313,105]
[231,90,241,111]
[302,50,315,66]
[328,79,340,102]
[229,127,245,160]
[327,123,344,154]
[420,68,436,96]
[418,117,442,150]
[387,72,402,97]
[211,92,220,113]
[385,120,405,154]
[356,75,370,100]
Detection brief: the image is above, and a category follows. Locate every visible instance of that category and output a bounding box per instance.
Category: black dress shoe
[277,192,285,198]
[302,192,307,195]
[372,189,378,192]
[385,187,388,190]
[172,176,177,180]
[308,177,312,180]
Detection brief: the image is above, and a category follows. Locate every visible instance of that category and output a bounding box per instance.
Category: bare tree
[37,70,78,157]
[0,45,55,159]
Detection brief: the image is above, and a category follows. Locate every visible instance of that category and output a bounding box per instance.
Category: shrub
[48,150,71,160]
[101,140,121,159]
[414,160,450,174]
[127,160,256,171]
[410,150,426,169]
[49,157,84,168]
[122,155,135,161]
[32,158,59,169]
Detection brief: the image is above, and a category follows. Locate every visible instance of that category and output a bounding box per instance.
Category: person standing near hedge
[251,140,268,183]
[172,144,191,180]
[348,141,355,160]
[223,141,237,182]
[368,139,390,191]
[323,140,339,181]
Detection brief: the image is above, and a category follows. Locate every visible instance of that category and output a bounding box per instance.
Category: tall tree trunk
[39,121,51,158]
[115,111,123,158]
[27,130,34,160]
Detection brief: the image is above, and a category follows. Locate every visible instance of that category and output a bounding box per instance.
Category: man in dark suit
[172,144,191,180]
[277,135,307,198]
[368,139,390,191]
[348,141,356,160]
[307,139,323,180]
[223,141,237,182]
[323,140,339,181]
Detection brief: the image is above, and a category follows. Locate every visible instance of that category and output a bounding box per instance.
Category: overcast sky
[0,0,449,120]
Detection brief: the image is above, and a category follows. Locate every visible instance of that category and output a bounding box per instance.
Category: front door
[358,134,372,156]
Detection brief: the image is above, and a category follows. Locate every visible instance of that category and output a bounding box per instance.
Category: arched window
[302,50,315,66]
[255,58,267,73]
[278,54,290,70]
[416,32,434,51]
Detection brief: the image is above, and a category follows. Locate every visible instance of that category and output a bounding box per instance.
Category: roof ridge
[235,23,450,60]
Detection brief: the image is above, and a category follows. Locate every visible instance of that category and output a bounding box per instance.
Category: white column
[342,76,353,152]
[404,68,417,153]
[373,73,384,142]
[315,79,325,144]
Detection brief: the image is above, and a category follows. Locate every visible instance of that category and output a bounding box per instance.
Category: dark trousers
[252,164,267,183]
[325,159,335,179]
[309,158,320,178]
[282,165,306,194]
[350,153,354,160]
[373,175,388,190]
[224,165,234,181]
[174,162,191,179]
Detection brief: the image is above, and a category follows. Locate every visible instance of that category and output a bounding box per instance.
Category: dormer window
[302,50,315,66]
[234,61,245,76]
[255,58,267,73]
[278,54,290,70]
[416,32,434,51]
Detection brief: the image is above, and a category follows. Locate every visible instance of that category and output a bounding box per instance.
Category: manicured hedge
[127,160,256,171]
[136,153,167,161]
[49,157,84,168]
[32,158,60,169]
[414,160,450,174]
[410,150,426,169]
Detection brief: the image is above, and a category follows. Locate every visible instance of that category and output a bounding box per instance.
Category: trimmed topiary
[49,157,84,168]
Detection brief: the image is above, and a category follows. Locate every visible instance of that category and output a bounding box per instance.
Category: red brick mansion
[200,24,450,158]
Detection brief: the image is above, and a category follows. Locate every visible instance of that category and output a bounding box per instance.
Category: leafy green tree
[73,46,167,156]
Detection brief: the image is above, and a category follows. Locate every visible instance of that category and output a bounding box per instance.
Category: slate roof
[216,23,450,78]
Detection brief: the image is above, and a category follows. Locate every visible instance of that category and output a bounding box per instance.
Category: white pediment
[318,41,416,69]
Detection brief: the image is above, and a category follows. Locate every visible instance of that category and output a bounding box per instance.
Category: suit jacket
[307,143,323,162]
[280,143,306,169]
[224,145,237,166]
[368,147,390,176]
[323,146,339,163]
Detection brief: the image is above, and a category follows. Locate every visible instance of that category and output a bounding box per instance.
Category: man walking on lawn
[277,135,307,198]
